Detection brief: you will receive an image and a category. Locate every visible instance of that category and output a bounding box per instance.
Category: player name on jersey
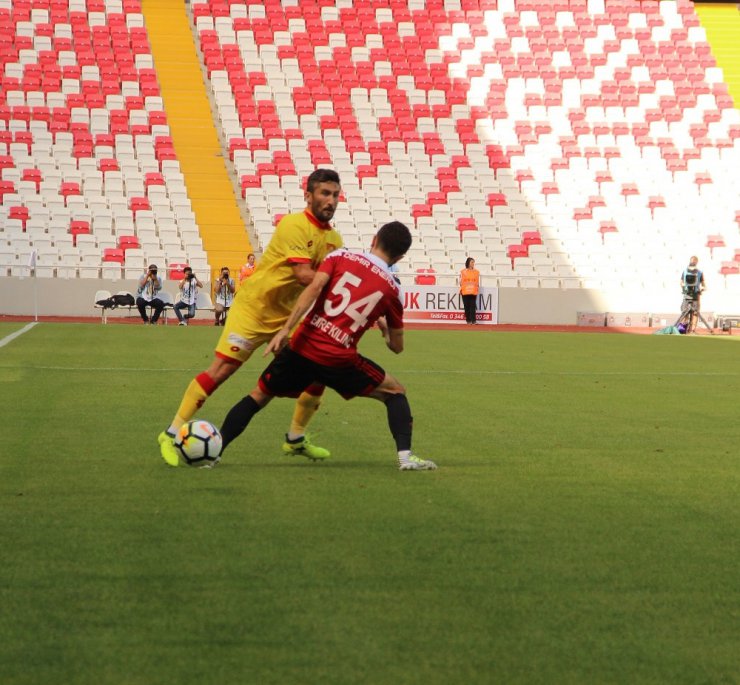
[308,313,353,348]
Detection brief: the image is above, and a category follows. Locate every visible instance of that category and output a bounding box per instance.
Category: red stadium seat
[599,222,618,243]
[719,262,739,278]
[706,235,725,257]
[144,172,165,188]
[168,263,188,280]
[8,206,29,229]
[506,244,529,267]
[103,248,125,264]
[522,232,542,247]
[98,158,119,173]
[60,182,81,202]
[456,218,477,240]
[21,168,42,189]
[118,235,141,251]
[70,221,91,246]
[415,269,436,285]
[1,180,19,201]
[129,197,151,214]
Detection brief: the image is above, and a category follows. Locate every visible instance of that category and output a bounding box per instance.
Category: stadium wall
[2,276,733,325]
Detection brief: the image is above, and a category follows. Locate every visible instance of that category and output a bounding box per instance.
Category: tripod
[673,293,713,334]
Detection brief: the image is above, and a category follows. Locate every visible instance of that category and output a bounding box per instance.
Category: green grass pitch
[1,322,738,684]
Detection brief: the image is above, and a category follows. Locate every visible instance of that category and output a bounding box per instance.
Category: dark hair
[376,222,412,261]
[465,257,475,269]
[183,266,192,273]
[306,168,340,192]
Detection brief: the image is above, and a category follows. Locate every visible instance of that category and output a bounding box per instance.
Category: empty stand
[0,0,209,281]
[1,0,738,308]
[188,0,738,294]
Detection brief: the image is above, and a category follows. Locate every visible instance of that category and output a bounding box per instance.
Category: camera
[683,268,701,297]
[187,272,195,280]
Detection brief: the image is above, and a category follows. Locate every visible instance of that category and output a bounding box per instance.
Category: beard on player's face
[307,183,339,222]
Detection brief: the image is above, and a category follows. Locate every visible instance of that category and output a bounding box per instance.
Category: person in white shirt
[136,264,165,325]
[174,266,203,326]
[213,266,235,326]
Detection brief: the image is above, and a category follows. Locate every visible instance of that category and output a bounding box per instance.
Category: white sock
[398,450,411,460]
[287,432,305,442]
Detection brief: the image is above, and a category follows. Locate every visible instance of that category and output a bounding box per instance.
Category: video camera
[682,267,701,296]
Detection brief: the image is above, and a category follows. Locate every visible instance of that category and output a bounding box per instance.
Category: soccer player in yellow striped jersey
[158,169,343,466]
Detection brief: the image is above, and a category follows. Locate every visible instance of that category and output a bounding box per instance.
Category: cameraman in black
[680,255,706,333]
[213,266,235,326]
[136,263,165,325]
[174,266,203,326]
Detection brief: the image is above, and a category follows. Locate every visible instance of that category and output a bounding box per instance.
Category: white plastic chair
[196,291,214,312]
[158,290,174,324]
[93,289,113,323]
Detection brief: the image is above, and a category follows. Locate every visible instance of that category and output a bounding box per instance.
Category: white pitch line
[401,369,740,376]
[0,365,197,372]
[0,322,38,349]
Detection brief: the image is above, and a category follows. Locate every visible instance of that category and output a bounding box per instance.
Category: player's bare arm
[377,316,390,341]
[376,316,403,353]
[265,271,331,356]
[291,262,316,286]
[387,328,404,354]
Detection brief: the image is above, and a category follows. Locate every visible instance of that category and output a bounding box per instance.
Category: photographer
[136,264,165,325]
[680,256,706,333]
[174,266,203,326]
[214,266,235,326]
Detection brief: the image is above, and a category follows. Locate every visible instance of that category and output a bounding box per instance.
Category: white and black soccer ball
[174,420,223,468]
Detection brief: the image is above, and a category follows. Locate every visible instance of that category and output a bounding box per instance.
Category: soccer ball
[174,420,223,468]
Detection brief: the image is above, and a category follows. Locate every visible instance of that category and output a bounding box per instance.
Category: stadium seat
[69,220,91,246]
[168,262,188,280]
[93,288,113,323]
[4,0,737,299]
[196,290,214,311]
[415,269,437,285]
[103,248,125,264]
[706,235,725,257]
[8,206,29,230]
[0,5,197,283]
[118,235,141,251]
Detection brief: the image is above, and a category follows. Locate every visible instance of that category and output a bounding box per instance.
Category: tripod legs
[693,310,713,334]
[673,304,713,334]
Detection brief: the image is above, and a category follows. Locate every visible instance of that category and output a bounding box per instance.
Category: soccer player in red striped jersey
[219,221,437,471]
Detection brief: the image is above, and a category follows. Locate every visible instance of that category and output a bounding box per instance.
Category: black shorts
[258,347,386,400]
